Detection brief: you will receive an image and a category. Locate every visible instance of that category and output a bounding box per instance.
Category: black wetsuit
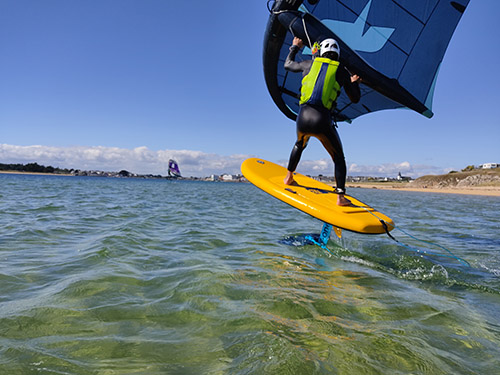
[284,45,360,193]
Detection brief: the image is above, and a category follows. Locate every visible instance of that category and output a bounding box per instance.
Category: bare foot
[337,194,352,206]
[284,171,296,185]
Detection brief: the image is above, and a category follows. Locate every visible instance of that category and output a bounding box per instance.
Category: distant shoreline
[0,170,73,176]
[3,170,499,197]
[344,182,500,197]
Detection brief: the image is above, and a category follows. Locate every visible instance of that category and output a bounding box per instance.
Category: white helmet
[319,38,340,59]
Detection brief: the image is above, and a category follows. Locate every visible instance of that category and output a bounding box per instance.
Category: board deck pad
[241,158,394,234]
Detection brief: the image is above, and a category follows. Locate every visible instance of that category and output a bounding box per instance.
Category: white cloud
[0,144,252,177]
[0,144,451,178]
[278,159,443,178]
[349,161,412,176]
[293,158,332,175]
[279,158,447,178]
[348,161,445,178]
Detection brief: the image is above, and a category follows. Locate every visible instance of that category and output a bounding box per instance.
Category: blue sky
[1,0,498,177]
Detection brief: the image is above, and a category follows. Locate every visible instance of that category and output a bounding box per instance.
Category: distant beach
[345,181,500,197]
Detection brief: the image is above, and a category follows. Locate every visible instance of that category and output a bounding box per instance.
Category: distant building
[480,163,499,169]
[221,174,236,181]
[397,172,411,181]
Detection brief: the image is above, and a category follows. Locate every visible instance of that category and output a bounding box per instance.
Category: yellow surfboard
[241,158,394,235]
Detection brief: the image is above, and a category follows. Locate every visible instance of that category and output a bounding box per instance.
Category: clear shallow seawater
[0,174,499,374]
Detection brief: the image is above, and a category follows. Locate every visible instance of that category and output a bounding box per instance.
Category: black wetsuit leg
[287,134,310,173]
[287,104,347,191]
[317,124,347,192]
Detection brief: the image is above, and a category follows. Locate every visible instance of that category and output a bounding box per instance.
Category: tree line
[0,162,71,174]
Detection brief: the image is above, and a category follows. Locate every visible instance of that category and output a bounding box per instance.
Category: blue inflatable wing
[263,0,469,122]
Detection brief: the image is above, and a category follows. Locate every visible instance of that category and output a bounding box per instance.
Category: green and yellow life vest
[300,57,341,110]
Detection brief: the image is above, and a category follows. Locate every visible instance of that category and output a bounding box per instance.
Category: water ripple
[0,175,499,374]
